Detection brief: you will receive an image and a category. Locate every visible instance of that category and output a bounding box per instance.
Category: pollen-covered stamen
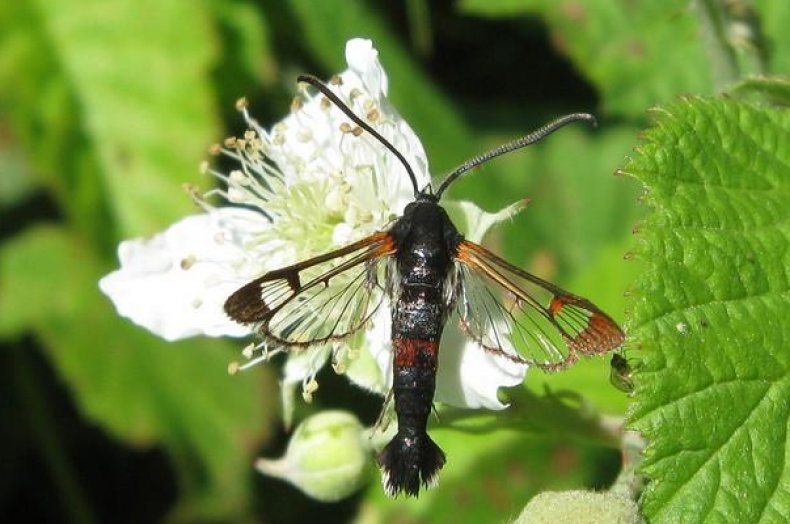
[183,182,217,213]
[237,101,268,139]
[229,340,285,375]
[290,96,304,113]
[332,345,349,374]
[303,76,395,167]
[222,135,283,184]
[180,255,197,270]
[331,344,362,374]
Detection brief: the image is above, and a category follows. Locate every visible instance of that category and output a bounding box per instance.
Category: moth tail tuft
[377,432,446,498]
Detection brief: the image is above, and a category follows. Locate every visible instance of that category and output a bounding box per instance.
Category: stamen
[332,345,349,374]
[302,377,319,402]
[238,353,271,371]
[183,183,216,213]
[332,359,346,374]
[239,104,268,139]
[290,96,304,112]
[242,342,256,359]
[180,255,197,270]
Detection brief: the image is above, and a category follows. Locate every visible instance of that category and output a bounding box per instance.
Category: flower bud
[513,490,643,524]
[255,411,372,502]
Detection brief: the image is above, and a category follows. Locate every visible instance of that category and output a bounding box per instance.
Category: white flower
[98,207,265,341]
[99,38,526,420]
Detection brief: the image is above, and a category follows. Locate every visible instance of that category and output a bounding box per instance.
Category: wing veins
[225,233,395,347]
[454,240,624,371]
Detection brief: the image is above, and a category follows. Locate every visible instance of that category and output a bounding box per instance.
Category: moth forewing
[224,232,396,347]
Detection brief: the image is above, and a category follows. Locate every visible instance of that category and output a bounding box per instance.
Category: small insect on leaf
[610,352,635,393]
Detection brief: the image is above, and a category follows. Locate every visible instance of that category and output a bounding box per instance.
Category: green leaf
[756,0,790,75]
[460,0,713,117]
[729,75,790,107]
[0,2,104,242]
[460,1,790,116]
[395,434,614,523]
[366,403,619,521]
[0,0,220,239]
[0,141,37,209]
[211,0,277,91]
[624,98,789,523]
[0,226,278,519]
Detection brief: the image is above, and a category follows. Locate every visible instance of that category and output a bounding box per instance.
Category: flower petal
[435,326,528,410]
[343,304,392,395]
[99,208,270,341]
[443,198,530,243]
[260,38,429,229]
[345,38,388,98]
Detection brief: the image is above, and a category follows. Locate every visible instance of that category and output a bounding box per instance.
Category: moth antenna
[434,113,597,200]
[297,75,421,198]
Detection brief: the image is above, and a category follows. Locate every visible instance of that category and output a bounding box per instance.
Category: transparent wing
[455,240,624,372]
[224,232,395,347]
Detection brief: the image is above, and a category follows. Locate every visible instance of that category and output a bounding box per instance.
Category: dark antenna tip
[434,113,597,200]
[296,75,421,198]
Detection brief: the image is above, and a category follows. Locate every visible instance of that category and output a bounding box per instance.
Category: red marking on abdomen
[393,338,439,369]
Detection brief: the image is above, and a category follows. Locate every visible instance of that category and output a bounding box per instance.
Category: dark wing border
[224,232,396,347]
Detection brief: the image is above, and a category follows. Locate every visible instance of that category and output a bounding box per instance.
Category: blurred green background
[0,1,784,523]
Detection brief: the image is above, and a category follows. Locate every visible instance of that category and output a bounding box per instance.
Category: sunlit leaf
[624,98,789,523]
[730,75,790,107]
[27,0,217,236]
[756,0,790,74]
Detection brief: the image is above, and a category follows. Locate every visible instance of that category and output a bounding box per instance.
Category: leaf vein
[636,288,790,331]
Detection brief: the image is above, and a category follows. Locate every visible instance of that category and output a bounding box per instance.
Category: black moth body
[378,198,460,495]
[223,75,625,498]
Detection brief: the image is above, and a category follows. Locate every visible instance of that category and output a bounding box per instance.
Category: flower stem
[693,0,770,90]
